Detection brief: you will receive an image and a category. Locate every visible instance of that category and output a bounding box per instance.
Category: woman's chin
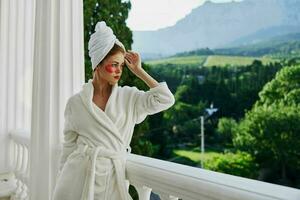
[109,80,119,85]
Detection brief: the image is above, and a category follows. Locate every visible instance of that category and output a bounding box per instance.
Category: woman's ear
[94,65,99,72]
[93,65,101,76]
[95,63,102,71]
[92,66,98,77]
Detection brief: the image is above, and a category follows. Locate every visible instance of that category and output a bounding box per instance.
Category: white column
[0,0,20,171]
[135,185,152,200]
[15,0,25,129]
[23,0,35,131]
[7,0,17,131]
[0,0,10,171]
[0,0,35,172]
[29,0,84,199]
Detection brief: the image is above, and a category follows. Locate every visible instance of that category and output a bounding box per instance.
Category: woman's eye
[112,63,118,67]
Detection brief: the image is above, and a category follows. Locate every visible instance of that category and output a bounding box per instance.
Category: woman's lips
[114,76,120,80]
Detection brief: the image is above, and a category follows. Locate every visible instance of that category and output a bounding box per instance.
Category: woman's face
[96,52,125,85]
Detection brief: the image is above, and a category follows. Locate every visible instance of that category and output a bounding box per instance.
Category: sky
[126,0,243,31]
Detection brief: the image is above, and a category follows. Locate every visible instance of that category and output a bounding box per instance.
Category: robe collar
[79,79,124,145]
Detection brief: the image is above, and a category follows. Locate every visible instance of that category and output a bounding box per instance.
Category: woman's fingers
[125,52,133,58]
[126,50,137,57]
[125,55,134,61]
[125,53,133,59]
[126,50,140,64]
[125,55,136,64]
[125,56,132,63]
[125,57,130,63]
[126,52,137,60]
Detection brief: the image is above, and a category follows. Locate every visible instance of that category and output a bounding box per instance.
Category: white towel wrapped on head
[88,21,125,70]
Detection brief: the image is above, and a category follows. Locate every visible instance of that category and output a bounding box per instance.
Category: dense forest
[137,43,300,188]
[142,58,300,189]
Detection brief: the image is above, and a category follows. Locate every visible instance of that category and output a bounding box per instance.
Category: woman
[52,21,175,200]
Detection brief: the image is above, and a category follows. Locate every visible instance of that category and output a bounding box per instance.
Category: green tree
[234,104,300,186]
[175,76,201,104]
[233,65,300,187]
[256,65,300,107]
[216,117,238,146]
[204,151,258,179]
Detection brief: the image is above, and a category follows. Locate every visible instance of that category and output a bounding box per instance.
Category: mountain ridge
[132,0,300,59]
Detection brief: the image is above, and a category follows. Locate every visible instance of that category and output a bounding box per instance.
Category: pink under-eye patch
[104,64,116,73]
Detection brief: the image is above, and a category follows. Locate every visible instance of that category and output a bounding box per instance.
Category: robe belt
[77,144,131,200]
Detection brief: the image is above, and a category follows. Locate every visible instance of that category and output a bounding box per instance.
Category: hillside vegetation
[204,55,277,67]
[145,55,207,67]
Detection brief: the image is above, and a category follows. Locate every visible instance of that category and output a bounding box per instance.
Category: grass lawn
[172,147,223,163]
[145,55,207,66]
[203,55,277,67]
[145,55,277,68]
[172,148,258,179]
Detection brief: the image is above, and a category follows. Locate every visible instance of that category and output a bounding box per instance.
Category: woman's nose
[115,66,122,73]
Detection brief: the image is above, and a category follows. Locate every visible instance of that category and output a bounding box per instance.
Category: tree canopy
[233,65,300,186]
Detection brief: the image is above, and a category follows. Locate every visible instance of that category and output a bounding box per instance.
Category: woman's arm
[131,82,175,124]
[135,69,159,88]
[125,50,175,124]
[125,50,159,88]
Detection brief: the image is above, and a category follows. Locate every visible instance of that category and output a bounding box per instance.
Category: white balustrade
[3,131,300,200]
[8,129,30,200]
[126,153,300,200]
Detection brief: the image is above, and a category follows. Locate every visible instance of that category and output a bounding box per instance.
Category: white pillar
[15,0,25,129]
[7,0,17,131]
[135,185,152,200]
[0,0,19,171]
[23,0,35,131]
[0,0,10,171]
[0,0,35,172]
[30,0,84,199]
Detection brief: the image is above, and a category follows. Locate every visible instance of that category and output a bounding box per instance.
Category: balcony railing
[126,154,300,200]
[4,129,30,199]
[6,129,300,200]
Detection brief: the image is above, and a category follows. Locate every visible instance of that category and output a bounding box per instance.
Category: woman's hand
[124,50,143,75]
[125,50,159,88]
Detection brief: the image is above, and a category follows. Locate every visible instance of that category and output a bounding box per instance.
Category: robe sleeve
[133,81,175,124]
[58,99,79,173]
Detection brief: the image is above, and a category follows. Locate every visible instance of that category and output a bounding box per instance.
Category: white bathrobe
[52,79,175,200]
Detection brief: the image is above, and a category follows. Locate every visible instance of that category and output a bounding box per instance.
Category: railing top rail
[9,129,30,146]
[126,153,300,200]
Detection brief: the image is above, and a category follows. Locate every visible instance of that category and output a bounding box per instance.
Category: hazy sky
[126,0,243,31]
